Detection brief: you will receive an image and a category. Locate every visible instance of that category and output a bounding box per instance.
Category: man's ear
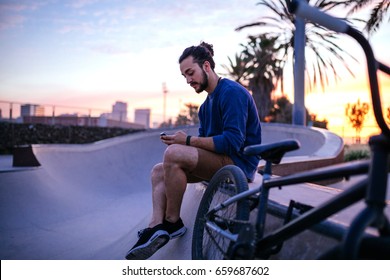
[203,61,211,72]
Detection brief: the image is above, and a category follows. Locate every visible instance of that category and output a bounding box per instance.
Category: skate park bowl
[0,123,351,260]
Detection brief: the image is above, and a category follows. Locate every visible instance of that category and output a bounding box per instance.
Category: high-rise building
[134,108,151,129]
[21,104,45,117]
[111,101,127,122]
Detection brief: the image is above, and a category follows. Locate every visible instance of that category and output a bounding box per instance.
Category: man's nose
[186,76,192,84]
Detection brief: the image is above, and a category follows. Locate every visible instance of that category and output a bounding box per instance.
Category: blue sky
[0,0,389,129]
[0,0,261,118]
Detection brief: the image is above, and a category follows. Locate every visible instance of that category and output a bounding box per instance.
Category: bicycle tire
[192,165,250,259]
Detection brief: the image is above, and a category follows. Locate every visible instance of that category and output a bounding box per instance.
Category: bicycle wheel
[192,165,250,259]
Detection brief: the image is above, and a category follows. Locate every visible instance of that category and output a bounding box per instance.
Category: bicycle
[192,0,390,260]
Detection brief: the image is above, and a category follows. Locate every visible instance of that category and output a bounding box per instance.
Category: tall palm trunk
[249,79,274,121]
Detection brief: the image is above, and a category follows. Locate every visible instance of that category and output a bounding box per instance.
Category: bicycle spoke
[203,223,230,259]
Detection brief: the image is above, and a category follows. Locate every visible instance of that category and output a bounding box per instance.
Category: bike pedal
[229,224,255,259]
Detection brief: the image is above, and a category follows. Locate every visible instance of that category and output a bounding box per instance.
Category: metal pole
[52,106,55,125]
[293,16,306,126]
[162,82,167,124]
[9,102,13,121]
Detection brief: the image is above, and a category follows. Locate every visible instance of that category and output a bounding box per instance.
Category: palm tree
[235,0,358,92]
[221,52,249,86]
[222,35,284,120]
[339,0,389,35]
[345,99,370,144]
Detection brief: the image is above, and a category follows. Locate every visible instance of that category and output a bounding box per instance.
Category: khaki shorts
[187,148,234,183]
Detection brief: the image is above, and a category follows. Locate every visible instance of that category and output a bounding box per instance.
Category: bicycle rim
[192,165,250,259]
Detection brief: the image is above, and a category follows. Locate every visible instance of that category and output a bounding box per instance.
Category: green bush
[344,149,370,162]
[0,122,144,154]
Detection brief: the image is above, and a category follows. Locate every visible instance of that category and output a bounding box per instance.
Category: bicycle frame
[201,0,390,259]
[205,159,369,242]
[289,0,390,260]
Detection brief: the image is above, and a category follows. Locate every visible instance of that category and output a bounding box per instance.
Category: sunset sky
[0,0,389,141]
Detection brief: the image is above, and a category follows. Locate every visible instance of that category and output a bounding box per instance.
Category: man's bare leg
[149,144,198,226]
[162,144,199,223]
[149,163,167,227]
[126,144,232,259]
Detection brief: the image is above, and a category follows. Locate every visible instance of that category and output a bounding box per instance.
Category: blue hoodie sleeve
[198,103,205,137]
[212,89,248,155]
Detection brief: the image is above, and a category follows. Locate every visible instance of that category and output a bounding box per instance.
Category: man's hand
[160,130,187,146]
[160,131,216,152]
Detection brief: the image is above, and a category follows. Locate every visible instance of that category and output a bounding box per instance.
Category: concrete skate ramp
[0,124,344,260]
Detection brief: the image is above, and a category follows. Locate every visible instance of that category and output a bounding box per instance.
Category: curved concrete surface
[261,123,344,179]
[0,124,369,260]
[262,123,343,158]
[0,129,187,260]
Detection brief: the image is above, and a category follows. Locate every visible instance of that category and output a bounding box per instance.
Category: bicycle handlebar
[288,0,349,33]
[288,0,390,139]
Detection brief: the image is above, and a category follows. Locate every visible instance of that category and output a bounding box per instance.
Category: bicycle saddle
[244,139,300,164]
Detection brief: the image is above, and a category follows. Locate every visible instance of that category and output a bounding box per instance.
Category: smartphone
[160,132,166,137]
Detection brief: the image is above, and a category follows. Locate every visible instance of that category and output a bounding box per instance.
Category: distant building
[19,100,145,130]
[21,104,45,117]
[134,108,151,129]
[111,101,127,122]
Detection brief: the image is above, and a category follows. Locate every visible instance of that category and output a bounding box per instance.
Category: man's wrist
[186,135,192,146]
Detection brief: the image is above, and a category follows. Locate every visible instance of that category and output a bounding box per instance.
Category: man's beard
[195,69,209,93]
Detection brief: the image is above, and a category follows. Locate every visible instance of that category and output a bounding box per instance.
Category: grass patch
[344,144,370,162]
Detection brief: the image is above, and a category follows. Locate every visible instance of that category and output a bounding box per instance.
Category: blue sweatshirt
[198,78,262,181]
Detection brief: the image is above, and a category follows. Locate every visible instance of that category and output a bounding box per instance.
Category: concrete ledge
[12,145,41,167]
[270,154,344,185]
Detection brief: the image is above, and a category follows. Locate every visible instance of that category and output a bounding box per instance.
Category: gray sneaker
[125,224,169,260]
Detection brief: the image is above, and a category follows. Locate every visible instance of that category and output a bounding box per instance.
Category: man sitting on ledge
[125,41,262,260]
